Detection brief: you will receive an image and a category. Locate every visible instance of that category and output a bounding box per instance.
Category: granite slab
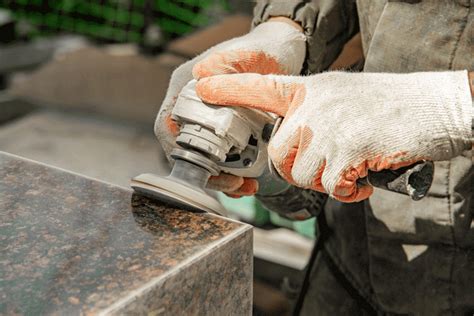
[0,151,252,315]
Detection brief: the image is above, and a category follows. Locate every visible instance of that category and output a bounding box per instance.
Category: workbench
[0,151,252,315]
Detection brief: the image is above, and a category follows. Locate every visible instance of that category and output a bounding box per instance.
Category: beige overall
[303,1,473,315]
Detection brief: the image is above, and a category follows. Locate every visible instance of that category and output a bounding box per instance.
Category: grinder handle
[358,160,434,201]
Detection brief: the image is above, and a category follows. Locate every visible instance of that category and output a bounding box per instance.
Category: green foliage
[0,0,230,44]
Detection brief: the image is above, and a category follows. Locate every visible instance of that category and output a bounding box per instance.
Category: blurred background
[0,1,317,314]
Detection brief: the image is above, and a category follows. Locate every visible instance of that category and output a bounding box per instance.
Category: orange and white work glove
[154,20,306,197]
[195,71,473,202]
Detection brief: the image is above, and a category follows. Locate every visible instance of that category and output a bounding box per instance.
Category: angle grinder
[131,80,435,216]
[131,80,275,215]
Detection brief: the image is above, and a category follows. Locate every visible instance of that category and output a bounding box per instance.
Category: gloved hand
[154,20,305,196]
[195,71,472,202]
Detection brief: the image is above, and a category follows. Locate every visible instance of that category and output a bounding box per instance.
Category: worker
[155,1,473,314]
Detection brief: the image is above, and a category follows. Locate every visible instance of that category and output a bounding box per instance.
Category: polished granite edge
[105,228,253,315]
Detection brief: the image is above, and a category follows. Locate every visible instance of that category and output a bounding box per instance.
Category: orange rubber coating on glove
[165,115,180,137]
[268,125,315,188]
[231,178,259,197]
[207,173,258,197]
[331,153,422,202]
[193,50,287,79]
[207,173,243,192]
[195,74,305,117]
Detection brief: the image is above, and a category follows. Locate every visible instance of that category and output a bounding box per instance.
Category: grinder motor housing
[171,79,276,178]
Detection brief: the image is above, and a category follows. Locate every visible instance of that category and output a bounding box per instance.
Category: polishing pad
[131,173,227,216]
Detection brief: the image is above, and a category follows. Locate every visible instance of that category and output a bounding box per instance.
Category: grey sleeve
[252,0,359,74]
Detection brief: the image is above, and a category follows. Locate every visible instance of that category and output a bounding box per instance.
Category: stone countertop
[0,151,252,315]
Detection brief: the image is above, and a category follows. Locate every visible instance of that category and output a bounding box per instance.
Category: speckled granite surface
[0,151,252,315]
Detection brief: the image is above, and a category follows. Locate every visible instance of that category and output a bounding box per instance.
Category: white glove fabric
[153,21,305,196]
[195,71,473,202]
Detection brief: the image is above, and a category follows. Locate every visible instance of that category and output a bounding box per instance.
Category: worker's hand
[195,71,472,202]
[155,19,305,197]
